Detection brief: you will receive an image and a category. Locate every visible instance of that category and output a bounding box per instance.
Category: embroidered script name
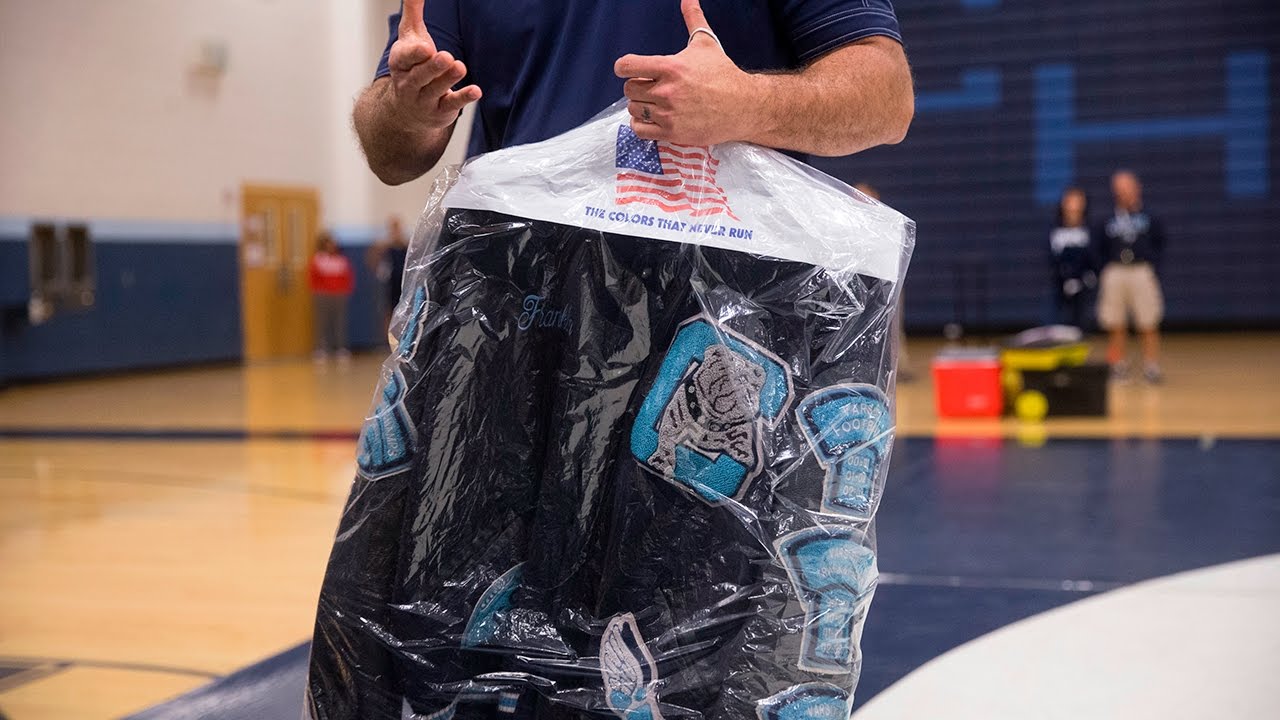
[518,294,574,333]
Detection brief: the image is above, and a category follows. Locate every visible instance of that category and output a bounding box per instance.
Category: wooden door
[240,184,320,361]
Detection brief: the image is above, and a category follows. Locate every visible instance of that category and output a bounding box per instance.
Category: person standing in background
[365,215,410,344]
[310,231,356,363]
[1049,187,1096,330]
[1095,170,1167,383]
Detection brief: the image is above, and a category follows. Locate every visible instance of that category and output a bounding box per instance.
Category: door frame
[239,183,321,362]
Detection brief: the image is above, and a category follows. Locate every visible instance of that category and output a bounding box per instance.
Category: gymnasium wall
[819,0,1280,331]
[3,1,1277,384]
[0,0,465,383]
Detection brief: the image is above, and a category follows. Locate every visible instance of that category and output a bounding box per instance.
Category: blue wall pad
[0,223,391,383]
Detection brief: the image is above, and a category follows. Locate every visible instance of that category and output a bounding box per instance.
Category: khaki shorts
[1098,262,1164,331]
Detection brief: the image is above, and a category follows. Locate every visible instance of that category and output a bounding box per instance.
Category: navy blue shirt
[376,1,902,158]
[1095,209,1167,269]
[1049,224,1094,283]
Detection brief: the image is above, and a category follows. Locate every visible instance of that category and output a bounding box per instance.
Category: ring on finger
[641,105,653,123]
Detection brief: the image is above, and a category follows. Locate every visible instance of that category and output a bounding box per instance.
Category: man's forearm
[354,77,456,185]
[743,37,914,157]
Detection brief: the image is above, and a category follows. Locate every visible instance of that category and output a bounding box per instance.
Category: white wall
[0,0,471,232]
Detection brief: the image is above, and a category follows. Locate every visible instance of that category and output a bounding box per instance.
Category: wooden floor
[0,333,1277,719]
[3,333,1277,439]
[896,333,1280,440]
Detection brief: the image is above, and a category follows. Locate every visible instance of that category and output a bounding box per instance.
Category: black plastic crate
[1020,363,1109,417]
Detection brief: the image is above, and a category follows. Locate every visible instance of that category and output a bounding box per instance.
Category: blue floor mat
[122,644,309,720]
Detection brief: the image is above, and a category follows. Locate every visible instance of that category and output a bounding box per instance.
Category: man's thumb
[399,0,427,38]
[681,0,711,37]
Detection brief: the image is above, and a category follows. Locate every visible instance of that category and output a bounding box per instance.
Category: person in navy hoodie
[1048,187,1096,330]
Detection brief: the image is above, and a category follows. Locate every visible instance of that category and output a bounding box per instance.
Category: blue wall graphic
[819,0,1280,329]
[1034,51,1269,204]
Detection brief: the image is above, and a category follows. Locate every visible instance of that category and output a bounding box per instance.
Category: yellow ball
[1015,390,1049,422]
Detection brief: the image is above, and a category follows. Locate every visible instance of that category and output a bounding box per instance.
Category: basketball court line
[0,657,218,684]
[878,572,1123,593]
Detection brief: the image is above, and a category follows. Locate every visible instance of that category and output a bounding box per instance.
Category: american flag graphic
[614,126,738,220]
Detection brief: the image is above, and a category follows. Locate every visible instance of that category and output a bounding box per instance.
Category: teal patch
[776,526,877,674]
[462,563,524,647]
[796,384,893,520]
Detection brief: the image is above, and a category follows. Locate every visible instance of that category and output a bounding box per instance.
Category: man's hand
[387,0,481,132]
[614,0,914,156]
[355,0,483,185]
[614,0,754,145]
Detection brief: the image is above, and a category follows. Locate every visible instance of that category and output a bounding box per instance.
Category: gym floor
[1,333,1277,719]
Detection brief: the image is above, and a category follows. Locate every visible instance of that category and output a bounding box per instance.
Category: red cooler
[932,349,1002,418]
